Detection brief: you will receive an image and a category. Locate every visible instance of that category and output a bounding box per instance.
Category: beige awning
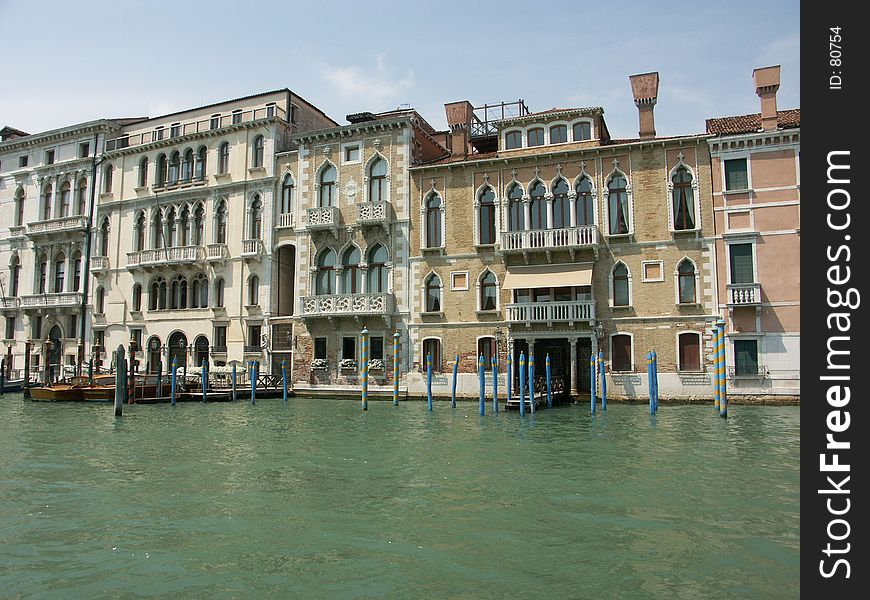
[502,263,593,289]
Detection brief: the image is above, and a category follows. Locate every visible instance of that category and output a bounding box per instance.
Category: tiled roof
[498,107,602,125]
[706,109,800,134]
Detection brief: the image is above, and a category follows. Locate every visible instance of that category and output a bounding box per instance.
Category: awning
[502,263,593,289]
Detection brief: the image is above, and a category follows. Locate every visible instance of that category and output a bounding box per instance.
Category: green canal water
[0,396,799,599]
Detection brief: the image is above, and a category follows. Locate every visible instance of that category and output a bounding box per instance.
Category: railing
[20,292,83,308]
[727,283,762,306]
[105,105,286,151]
[1,297,20,310]
[210,346,227,355]
[9,225,26,237]
[90,256,109,273]
[127,246,205,268]
[206,243,228,261]
[300,293,394,317]
[26,216,88,236]
[241,239,264,257]
[277,213,295,229]
[244,345,263,354]
[306,206,339,230]
[505,300,595,323]
[152,174,207,190]
[728,364,769,379]
[357,201,391,226]
[500,226,599,252]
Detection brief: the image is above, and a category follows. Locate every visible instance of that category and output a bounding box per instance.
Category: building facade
[706,65,800,397]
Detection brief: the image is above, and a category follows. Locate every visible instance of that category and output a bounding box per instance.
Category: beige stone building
[405,74,721,400]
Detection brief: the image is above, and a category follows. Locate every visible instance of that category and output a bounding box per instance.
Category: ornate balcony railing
[241,239,264,258]
[728,364,769,379]
[277,212,295,229]
[505,300,595,324]
[210,346,228,355]
[90,256,109,274]
[300,293,394,318]
[357,201,391,227]
[127,246,204,268]
[727,283,762,306]
[500,225,599,252]
[20,292,83,308]
[26,216,88,237]
[306,206,339,231]
[1,297,20,310]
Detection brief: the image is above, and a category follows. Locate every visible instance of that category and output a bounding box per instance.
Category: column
[569,338,578,394]
[523,197,531,235]
[545,193,554,230]
[335,268,344,294]
[568,191,578,228]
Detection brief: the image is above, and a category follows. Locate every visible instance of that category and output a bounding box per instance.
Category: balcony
[306,206,340,231]
[500,226,599,256]
[26,216,88,239]
[0,297,20,312]
[206,243,228,263]
[210,346,228,355]
[726,283,762,306]
[241,239,264,259]
[127,246,205,269]
[505,300,595,325]
[357,201,391,228]
[277,212,295,229]
[300,293,395,323]
[90,256,109,274]
[20,292,83,309]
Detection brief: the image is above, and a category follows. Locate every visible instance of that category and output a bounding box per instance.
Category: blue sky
[0,0,799,138]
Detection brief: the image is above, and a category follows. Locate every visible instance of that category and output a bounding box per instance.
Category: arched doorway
[194,335,209,370]
[147,336,162,373]
[168,331,188,371]
[47,325,62,381]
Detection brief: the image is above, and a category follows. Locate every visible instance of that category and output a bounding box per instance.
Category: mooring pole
[201,360,207,403]
[231,363,237,402]
[360,327,369,411]
[545,354,552,409]
[1,358,6,394]
[478,355,485,416]
[590,354,597,414]
[451,354,459,408]
[652,350,659,413]
[156,360,162,397]
[392,331,400,406]
[598,351,607,411]
[717,319,728,418]
[506,353,513,407]
[528,353,535,415]
[713,324,721,410]
[647,352,654,415]
[23,340,32,390]
[170,358,177,406]
[282,359,288,403]
[492,355,499,413]
[88,359,94,385]
[518,352,526,417]
[426,353,433,411]
[113,346,125,417]
[250,361,256,405]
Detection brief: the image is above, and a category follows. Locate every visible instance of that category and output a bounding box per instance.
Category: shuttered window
[724,158,748,190]
[729,243,755,284]
[678,333,701,371]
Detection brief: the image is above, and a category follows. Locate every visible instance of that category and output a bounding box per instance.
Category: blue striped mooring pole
[170,358,177,406]
[528,352,535,415]
[451,354,459,408]
[647,352,654,415]
[478,355,485,415]
[392,331,400,406]
[518,353,526,416]
[282,359,288,402]
[545,354,552,409]
[590,354,597,414]
[426,353,433,412]
[250,361,256,405]
[231,363,237,402]
[717,319,728,418]
[361,327,369,411]
[201,360,207,403]
[492,355,499,413]
[598,351,607,411]
[713,324,721,410]
[652,350,659,413]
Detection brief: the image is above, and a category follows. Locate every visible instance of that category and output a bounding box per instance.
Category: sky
[0,0,799,139]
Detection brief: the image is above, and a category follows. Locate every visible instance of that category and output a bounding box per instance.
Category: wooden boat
[83,383,158,402]
[28,374,116,402]
[1,379,25,393]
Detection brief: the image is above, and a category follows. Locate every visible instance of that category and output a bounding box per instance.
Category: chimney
[753,65,781,131]
[444,101,473,159]
[629,72,659,139]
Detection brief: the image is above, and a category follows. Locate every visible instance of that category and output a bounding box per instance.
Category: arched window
[341,246,361,294]
[528,180,546,230]
[96,286,105,314]
[367,244,388,293]
[612,262,630,306]
[678,332,701,372]
[168,152,180,184]
[281,174,294,214]
[507,183,524,231]
[150,276,167,310]
[215,200,227,244]
[611,334,632,371]
[139,157,149,187]
[319,164,336,207]
[76,179,87,215]
[132,283,142,312]
[214,278,225,307]
[425,193,442,248]
[166,208,177,247]
[195,146,207,180]
[249,195,262,239]
[607,173,630,235]
[179,207,190,246]
[368,157,387,202]
[181,149,194,182]
[218,142,230,174]
[103,164,114,193]
[99,218,110,255]
[479,270,497,311]
[248,275,259,306]
[190,274,208,308]
[135,212,146,251]
[156,154,167,186]
[193,204,204,245]
[59,182,71,217]
[552,179,569,229]
[42,184,53,221]
[678,259,697,304]
[315,249,336,295]
[672,166,696,230]
[152,210,164,248]
[10,256,20,296]
[53,254,65,293]
[527,128,544,147]
[191,277,200,308]
[573,122,592,141]
[478,337,497,366]
[424,273,441,312]
[38,254,48,293]
[170,275,186,309]
[575,177,594,226]
[72,251,82,292]
[252,135,264,167]
[14,188,25,226]
[550,125,567,144]
[478,187,496,245]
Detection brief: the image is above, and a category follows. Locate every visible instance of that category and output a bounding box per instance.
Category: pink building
[706,65,800,398]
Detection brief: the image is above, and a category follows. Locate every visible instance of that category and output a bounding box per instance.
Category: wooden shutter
[729,243,754,284]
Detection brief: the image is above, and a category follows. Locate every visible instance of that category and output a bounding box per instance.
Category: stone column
[545,193,554,229]
[522,196,531,233]
[568,191,578,228]
[335,267,344,295]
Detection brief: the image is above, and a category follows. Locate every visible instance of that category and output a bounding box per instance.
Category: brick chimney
[753,65,781,131]
[444,101,473,159]
[629,72,659,140]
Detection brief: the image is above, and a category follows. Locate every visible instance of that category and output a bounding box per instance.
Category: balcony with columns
[726,283,762,307]
[206,243,228,263]
[126,246,205,270]
[505,300,596,326]
[241,239,264,260]
[90,256,109,275]
[500,225,599,256]
[20,292,83,310]
[26,216,88,240]
[276,213,295,229]
[0,297,20,312]
[305,206,340,232]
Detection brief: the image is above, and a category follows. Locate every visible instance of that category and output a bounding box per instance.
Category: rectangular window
[451,272,468,291]
[642,261,663,282]
[4,317,15,340]
[342,337,356,360]
[19,155,28,168]
[266,103,276,118]
[724,158,749,191]
[34,316,43,340]
[678,333,701,371]
[550,125,567,144]
[344,145,360,162]
[527,128,544,147]
[153,128,164,142]
[68,315,77,339]
[370,337,384,361]
[170,123,181,138]
[248,325,261,347]
[729,243,754,284]
[131,328,142,350]
[573,122,592,141]
[210,114,220,130]
[45,150,55,165]
[611,335,632,372]
[232,110,242,125]
[93,329,105,349]
[734,339,759,376]
[314,337,327,360]
[290,105,298,124]
[214,326,227,348]
[477,337,496,365]
[79,142,90,158]
[422,339,441,373]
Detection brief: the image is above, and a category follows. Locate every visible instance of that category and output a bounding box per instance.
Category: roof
[498,107,602,127]
[706,109,800,135]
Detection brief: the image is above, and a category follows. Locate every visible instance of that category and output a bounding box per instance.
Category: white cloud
[322,54,414,109]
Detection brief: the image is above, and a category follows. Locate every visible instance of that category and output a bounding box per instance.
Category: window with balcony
[152,209,164,249]
[170,275,187,309]
[248,275,259,306]
[193,204,204,246]
[214,325,227,348]
[678,332,701,372]
[422,338,442,372]
[59,182,71,217]
[677,259,697,304]
[132,284,142,312]
[252,135,264,168]
[424,273,442,312]
[149,277,167,310]
[368,157,387,202]
[281,174,294,214]
[367,244,388,293]
[425,193,443,248]
[166,208,178,247]
[607,172,630,235]
[505,130,522,150]
[103,165,113,193]
[99,218,110,256]
[341,246,361,294]
[5,317,15,340]
[552,178,570,229]
[53,254,65,293]
[611,334,633,372]
[729,243,755,284]
[72,251,82,292]
[550,125,567,144]
[477,186,496,245]
[315,249,336,295]
[724,158,749,191]
[134,212,145,252]
[507,183,524,231]
[138,157,149,188]
[575,176,594,226]
[319,164,337,207]
[218,142,230,174]
[573,122,592,141]
[672,166,696,230]
[10,256,20,296]
[214,278,224,307]
[249,195,262,239]
[248,324,261,348]
[191,274,208,308]
[527,128,544,147]
[479,270,497,311]
[612,262,631,307]
[528,180,546,230]
[734,339,759,376]
[42,184,53,221]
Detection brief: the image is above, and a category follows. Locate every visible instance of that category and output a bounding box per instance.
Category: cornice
[293,117,411,145]
[0,120,119,152]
